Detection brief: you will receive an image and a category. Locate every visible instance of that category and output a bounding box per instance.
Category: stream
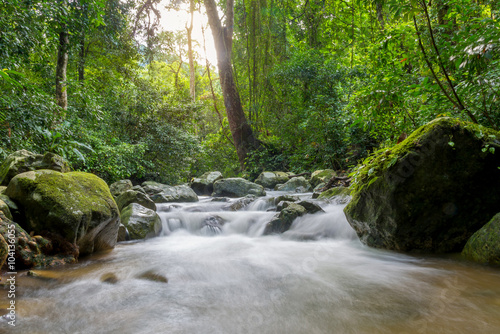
[2,191,500,333]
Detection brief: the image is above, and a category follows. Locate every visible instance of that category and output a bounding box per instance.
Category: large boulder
[212,178,266,197]
[142,181,198,203]
[109,179,133,198]
[462,213,500,264]
[121,203,162,239]
[344,118,500,253]
[263,203,307,235]
[115,190,156,212]
[5,170,120,255]
[191,171,223,195]
[254,171,290,189]
[275,177,313,193]
[0,150,71,186]
[310,169,336,187]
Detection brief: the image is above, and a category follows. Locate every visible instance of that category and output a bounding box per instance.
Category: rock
[462,213,500,265]
[310,169,336,187]
[137,270,168,283]
[5,170,120,255]
[317,187,352,200]
[275,177,313,193]
[0,199,12,220]
[101,273,119,284]
[191,171,223,195]
[142,181,199,203]
[117,224,130,242]
[297,200,325,214]
[121,203,162,240]
[223,195,257,211]
[344,118,500,253]
[263,203,307,234]
[0,150,71,186]
[212,178,265,197]
[116,190,156,212]
[0,211,77,269]
[109,179,133,198]
[254,171,290,189]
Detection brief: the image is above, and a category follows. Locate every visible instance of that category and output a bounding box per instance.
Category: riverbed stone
[121,203,162,240]
[5,170,120,255]
[275,177,312,193]
[0,150,71,186]
[212,178,265,197]
[116,190,156,212]
[254,171,290,189]
[310,169,336,187]
[109,179,133,198]
[462,213,500,265]
[191,171,223,195]
[344,117,500,253]
[263,203,307,234]
[143,181,198,203]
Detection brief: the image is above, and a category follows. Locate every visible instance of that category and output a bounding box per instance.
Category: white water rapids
[2,192,500,333]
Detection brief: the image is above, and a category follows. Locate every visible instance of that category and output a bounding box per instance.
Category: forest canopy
[1,0,498,183]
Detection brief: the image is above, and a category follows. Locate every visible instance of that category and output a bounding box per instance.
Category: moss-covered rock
[5,170,120,255]
[344,117,500,253]
[254,171,290,189]
[263,203,307,235]
[191,171,223,195]
[0,211,77,269]
[0,150,71,186]
[310,169,336,187]
[212,178,266,197]
[115,190,156,212]
[462,213,500,264]
[109,179,133,198]
[121,203,162,239]
[276,177,313,193]
[142,181,199,203]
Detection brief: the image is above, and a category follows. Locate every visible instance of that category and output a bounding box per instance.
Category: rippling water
[2,193,500,333]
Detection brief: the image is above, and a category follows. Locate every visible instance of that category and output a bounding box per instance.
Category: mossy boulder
[462,213,500,264]
[0,211,77,269]
[121,203,162,239]
[5,170,120,255]
[0,150,71,186]
[263,203,307,235]
[310,169,336,187]
[276,177,313,193]
[142,181,198,203]
[212,178,266,197]
[254,171,290,189]
[115,190,156,212]
[109,179,133,198]
[191,171,223,195]
[344,117,500,253]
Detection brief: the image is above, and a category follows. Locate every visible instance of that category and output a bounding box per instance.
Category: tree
[203,0,260,167]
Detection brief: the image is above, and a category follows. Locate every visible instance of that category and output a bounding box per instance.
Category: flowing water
[2,192,500,333]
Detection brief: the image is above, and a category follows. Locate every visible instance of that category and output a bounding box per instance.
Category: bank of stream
[2,191,500,333]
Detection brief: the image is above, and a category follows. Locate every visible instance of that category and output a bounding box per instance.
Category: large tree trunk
[204,0,259,167]
[187,0,196,101]
[56,27,69,110]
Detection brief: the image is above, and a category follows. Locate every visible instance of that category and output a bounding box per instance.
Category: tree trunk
[187,0,196,101]
[56,27,69,110]
[203,0,260,167]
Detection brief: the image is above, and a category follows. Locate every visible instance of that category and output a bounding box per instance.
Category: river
[2,192,500,333]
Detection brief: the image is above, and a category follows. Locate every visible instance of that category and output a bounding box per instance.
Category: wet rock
[0,150,71,186]
[310,169,336,187]
[191,171,223,195]
[462,213,500,265]
[121,203,162,240]
[6,170,120,256]
[109,179,133,198]
[116,190,156,212]
[143,182,198,203]
[344,118,500,253]
[297,200,325,214]
[263,203,307,235]
[137,270,168,283]
[101,273,119,284]
[213,178,265,197]
[254,171,290,189]
[275,177,312,193]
